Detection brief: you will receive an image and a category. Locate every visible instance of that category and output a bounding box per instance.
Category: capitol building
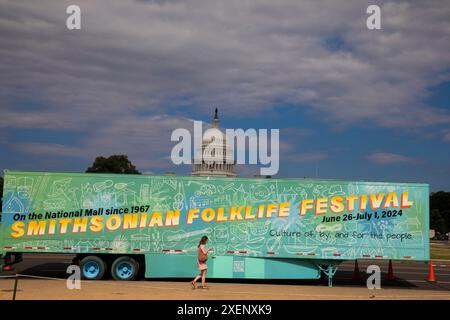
[191,109,236,177]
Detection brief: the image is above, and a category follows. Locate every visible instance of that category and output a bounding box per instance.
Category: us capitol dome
[191,108,236,177]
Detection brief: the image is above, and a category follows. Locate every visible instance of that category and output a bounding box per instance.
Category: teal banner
[1,171,429,261]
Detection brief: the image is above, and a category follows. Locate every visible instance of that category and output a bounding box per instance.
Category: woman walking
[191,235,213,289]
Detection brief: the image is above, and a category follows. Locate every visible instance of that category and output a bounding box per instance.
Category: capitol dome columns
[191,108,236,177]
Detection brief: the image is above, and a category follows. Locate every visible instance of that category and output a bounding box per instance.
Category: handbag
[198,247,208,263]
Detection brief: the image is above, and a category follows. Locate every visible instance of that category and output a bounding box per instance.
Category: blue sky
[0,0,449,191]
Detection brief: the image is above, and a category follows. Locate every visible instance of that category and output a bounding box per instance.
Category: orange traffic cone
[427,260,436,282]
[352,260,362,280]
[387,260,396,280]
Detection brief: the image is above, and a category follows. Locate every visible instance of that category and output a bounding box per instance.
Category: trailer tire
[111,256,139,281]
[80,255,106,280]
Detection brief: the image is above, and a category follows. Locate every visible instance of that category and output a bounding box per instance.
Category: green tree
[430,209,447,233]
[0,176,3,212]
[431,191,450,211]
[430,191,450,233]
[86,155,141,174]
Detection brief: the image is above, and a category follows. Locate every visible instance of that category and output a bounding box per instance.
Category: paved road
[337,259,450,291]
[1,254,449,299]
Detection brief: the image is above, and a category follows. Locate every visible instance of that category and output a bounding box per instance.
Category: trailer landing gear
[317,264,338,287]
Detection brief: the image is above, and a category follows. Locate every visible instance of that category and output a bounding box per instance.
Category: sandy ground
[1,278,449,300]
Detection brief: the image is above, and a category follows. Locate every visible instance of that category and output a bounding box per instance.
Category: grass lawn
[431,241,450,260]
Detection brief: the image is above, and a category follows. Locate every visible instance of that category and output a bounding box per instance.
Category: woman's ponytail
[198,235,208,248]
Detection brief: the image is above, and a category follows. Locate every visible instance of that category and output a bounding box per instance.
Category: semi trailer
[0,170,429,286]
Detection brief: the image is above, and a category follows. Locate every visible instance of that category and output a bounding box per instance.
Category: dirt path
[1,278,449,300]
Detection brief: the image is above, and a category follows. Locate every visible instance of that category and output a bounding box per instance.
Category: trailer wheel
[80,255,106,280]
[111,256,139,281]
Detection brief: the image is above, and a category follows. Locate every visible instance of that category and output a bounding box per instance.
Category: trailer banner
[1,171,430,260]
[9,191,414,238]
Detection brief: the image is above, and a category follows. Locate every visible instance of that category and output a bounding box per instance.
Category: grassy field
[431,241,450,260]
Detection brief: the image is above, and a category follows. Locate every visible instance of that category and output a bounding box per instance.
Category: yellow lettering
[148,212,163,227]
[165,210,180,226]
[278,203,290,217]
[123,214,139,230]
[230,206,244,221]
[300,199,313,216]
[10,221,25,238]
[400,191,413,208]
[72,217,88,233]
[315,198,328,215]
[27,220,47,236]
[330,196,344,214]
[89,216,103,232]
[186,209,200,224]
[106,215,121,231]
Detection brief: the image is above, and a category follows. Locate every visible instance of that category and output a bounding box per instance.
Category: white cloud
[14,143,84,157]
[1,0,450,172]
[366,152,418,165]
[0,0,449,128]
[12,114,195,171]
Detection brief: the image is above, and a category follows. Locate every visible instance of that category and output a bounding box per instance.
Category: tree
[0,176,3,212]
[86,155,141,174]
[430,209,447,234]
[430,191,450,233]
